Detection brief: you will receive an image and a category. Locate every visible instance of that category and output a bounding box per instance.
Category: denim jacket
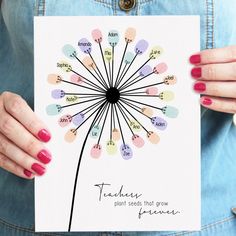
[1,1,236,235]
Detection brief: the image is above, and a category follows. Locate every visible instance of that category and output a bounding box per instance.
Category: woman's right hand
[0,92,52,179]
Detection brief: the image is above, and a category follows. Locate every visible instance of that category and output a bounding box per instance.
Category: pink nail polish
[38,129,51,142]
[24,169,32,178]
[37,149,52,164]
[191,67,202,78]
[31,163,46,176]
[194,82,206,93]
[189,54,201,64]
[202,97,212,106]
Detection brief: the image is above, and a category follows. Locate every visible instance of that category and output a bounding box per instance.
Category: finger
[193,81,236,98]
[190,45,236,65]
[0,112,52,164]
[2,92,51,142]
[0,133,46,176]
[191,62,236,81]
[0,152,35,179]
[200,96,236,114]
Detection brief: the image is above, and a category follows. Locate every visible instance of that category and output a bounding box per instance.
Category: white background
[34,16,200,232]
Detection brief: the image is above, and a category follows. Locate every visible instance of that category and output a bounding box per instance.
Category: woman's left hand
[190,45,236,113]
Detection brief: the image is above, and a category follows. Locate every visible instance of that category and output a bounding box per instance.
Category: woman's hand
[0,92,52,179]
[190,45,236,114]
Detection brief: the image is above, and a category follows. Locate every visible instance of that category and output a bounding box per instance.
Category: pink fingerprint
[146,87,158,95]
[132,135,144,148]
[70,74,83,84]
[153,63,168,74]
[58,114,72,127]
[90,144,102,158]
[92,29,103,43]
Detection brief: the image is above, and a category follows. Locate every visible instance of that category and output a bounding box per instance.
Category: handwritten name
[94,183,142,201]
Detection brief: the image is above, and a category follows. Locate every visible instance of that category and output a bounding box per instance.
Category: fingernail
[191,67,202,78]
[201,97,212,106]
[194,82,206,93]
[24,169,32,178]
[38,129,51,142]
[189,54,201,64]
[31,163,46,176]
[37,149,52,164]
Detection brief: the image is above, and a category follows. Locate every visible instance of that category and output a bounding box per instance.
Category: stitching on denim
[139,0,155,5]
[205,0,215,49]
[36,0,45,16]
[94,0,112,8]
[0,217,65,235]
[165,215,236,236]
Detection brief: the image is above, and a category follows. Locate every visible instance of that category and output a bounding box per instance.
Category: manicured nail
[189,54,201,64]
[201,97,212,106]
[194,82,206,93]
[24,169,32,178]
[191,67,202,78]
[38,129,51,142]
[37,149,52,164]
[31,163,46,176]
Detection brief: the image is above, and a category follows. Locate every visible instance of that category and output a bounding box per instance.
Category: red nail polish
[37,149,52,164]
[31,163,46,176]
[191,67,202,78]
[202,97,212,106]
[189,54,201,64]
[24,169,32,178]
[38,129,51,142]
[194,82,206,93]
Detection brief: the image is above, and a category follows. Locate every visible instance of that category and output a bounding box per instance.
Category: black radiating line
[120,71,154,91]
[121,94,160,98]
[115,63,128,88]
[117,103,134,136]
[119,74,140,91]
[88,52,109,88]
[68,101,106,232]
[108,62,112,87]
[73,55,107,90]
[116,53,138,88]
[118,101,150,134]
[114,42,128,87]
[114,104,125,145]
[65,93,105,96]
[120,99,151,120]
[61,79,104,94]
[96,102,109,126]
[121,81,165,94]
[112,103,116,129]
[74,100,107,132]
[83,99,106,115]
[93,68,108,89]
[111,46,115,87]
[120,97,142,110]
[97,104,110,144]
[118,57,152,89]
[120,96,162,111]
[120,91,146,95]
[61,97,103,109]
[70,69,105,92]
[110,104,113,140]
[99,42,110,87]
[72,98,106,117]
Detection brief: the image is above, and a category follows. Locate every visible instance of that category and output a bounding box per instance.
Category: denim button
[233,114,236,126]
[231,207,236,215]
[119,0,136,11]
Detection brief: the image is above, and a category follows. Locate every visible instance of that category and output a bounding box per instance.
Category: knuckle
[0,115,13,135]
[205,65,216,80]
[231,63,236,76]
[25,139,37,154]
[0,154,8,169]
[228,46,236,60]
[7,95,25,115]
[0,135,8,154]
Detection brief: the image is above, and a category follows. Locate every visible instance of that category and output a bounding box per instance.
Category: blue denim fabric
[0,0,236,235]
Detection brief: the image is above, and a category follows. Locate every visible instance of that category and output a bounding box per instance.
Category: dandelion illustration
[46,27,178,231]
